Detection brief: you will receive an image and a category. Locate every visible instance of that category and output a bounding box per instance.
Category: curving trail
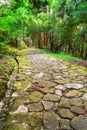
[6,48,87,130]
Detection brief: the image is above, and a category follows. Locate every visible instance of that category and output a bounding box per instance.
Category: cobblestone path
[6,48,87,130]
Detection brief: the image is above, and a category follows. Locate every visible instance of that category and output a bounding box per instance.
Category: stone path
[6,49,87,130]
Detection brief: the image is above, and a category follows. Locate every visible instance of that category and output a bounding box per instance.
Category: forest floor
[5,48,87,130]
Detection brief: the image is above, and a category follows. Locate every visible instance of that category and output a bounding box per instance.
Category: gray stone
[77,76,85,79]
[66,83,83,89]
[54,76,62,80]
[43,93,60,102]
[0,102,4,110]
[71,116,87,130]
[55,85,66,91]
[55,90,62,96]
[71,106,85,114]
[42,101,54,110]
[82,93,87,100]
[34,73,44,79]
[12,92,19,97]
[44,111,60,130]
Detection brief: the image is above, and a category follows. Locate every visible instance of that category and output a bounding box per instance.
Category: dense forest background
[0,0,87,59]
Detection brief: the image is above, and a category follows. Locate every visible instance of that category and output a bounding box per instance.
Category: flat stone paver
[5,48,87,130]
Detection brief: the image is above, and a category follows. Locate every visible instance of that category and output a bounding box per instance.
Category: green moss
[40,49,82,61]
[6,113,43,130]
[0,65,5,74]
[14,80,30,91]
[6,114,29,130]
[28,112,43,130]
[29,91,43,102]
[17,49,29,56]
[69,64,87,74]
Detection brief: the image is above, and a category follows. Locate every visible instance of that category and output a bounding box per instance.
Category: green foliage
[0,65,5,74]
[0,0,87,59]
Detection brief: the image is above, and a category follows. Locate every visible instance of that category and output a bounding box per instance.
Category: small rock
[84,102,87,111]
[22,123,28,129]
[30,91,43,102]
[55,85,66,91]
[28,102,43,112]
[43,73,52,80]
[55,90,62,96]
[40,87,49,94]
[59,98,70,108]
[42,101,54,110]
[80,88,87,92]
[58,108,74,119]
[0,102,4,109]
[66,83,83,89]
[60,119,71,130]
[34,73,44,79]
[71,106,85,114]
[66,90,83,98]
[38,80,57,88]
[84,83,87,87]
[12,92,19,97]
[44,111,60,130]
[71,116,87,130]
[49,88,55,94]
[54,76,62,80]
[82,93,87,100]
[77,76,85,80]
[53,79,69,84]
[43,93,60,102]
[70,98,82,106]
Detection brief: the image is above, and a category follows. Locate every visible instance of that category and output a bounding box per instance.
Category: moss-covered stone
[84,102,87,111]
[28,102,43,112]
[60,119,71,130]
[58,108,74,119]
[29,91,43,102]
[53,79,70,84]
[66,90,83,98]
[70,98,82,106]
[38,80,57,88]
[71,106,85,114]
[9,98,25,111]
[71,116,87,130]
[43,93,60,102]
[43,73,52,80]
[59,98,70,108]
[14,80,30,91]
[44,111,60,130]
